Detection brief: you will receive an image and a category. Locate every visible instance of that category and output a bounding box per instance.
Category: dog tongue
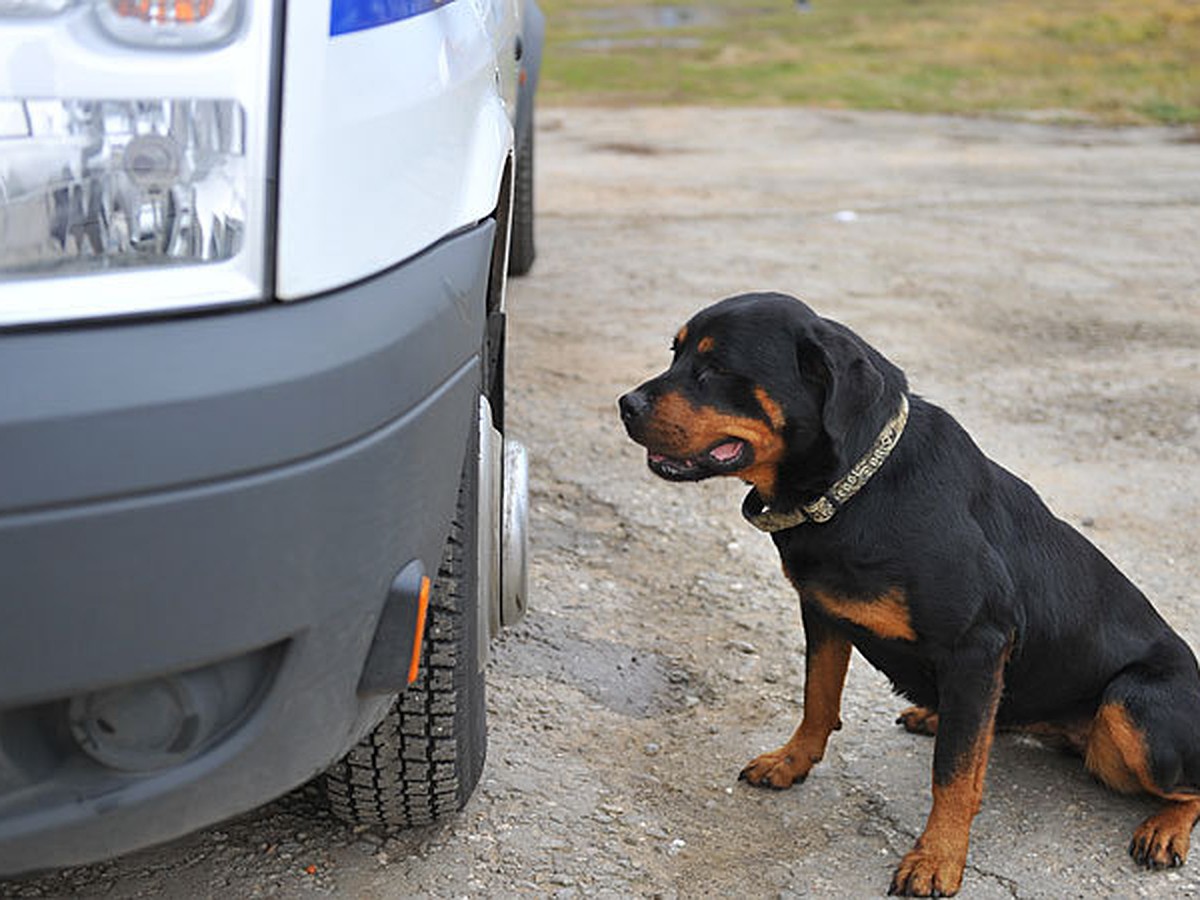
[709,440,743,462]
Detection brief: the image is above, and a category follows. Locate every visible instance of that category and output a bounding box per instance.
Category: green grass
[538,0,1200,124]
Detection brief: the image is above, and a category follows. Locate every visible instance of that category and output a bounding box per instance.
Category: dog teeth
[648,452,695,470]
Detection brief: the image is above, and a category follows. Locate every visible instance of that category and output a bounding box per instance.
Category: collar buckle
[805,496,837,523]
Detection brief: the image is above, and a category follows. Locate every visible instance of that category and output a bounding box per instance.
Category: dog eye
[696,365,737,390]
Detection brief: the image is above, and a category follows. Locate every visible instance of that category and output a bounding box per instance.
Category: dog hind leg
[1085,668,1200,869]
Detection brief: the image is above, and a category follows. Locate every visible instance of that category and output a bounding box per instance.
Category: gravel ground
[3,107,1198,898]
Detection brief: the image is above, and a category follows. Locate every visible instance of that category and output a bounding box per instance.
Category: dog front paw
[738,746,814,789]
[888,846,965,897]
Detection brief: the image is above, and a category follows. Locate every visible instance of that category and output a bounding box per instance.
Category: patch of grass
[538,0,1200,123]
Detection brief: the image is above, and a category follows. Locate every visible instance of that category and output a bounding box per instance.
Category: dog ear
[799,320,886,468]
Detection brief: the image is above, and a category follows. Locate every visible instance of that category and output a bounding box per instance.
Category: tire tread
[322,476,486,828]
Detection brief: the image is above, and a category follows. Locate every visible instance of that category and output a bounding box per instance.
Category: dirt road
[5,108,1198,898]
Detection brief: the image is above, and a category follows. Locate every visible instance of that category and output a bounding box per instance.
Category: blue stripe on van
[330,0,457,36]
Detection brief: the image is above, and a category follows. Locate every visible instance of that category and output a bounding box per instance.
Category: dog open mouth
[647,438,749,481]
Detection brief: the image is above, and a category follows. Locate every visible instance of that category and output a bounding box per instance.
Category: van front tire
[323,447,487,829]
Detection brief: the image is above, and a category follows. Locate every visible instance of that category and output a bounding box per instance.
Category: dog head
[618,292,906,502]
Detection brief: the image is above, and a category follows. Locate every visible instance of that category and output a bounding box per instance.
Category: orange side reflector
[406,576,432,685]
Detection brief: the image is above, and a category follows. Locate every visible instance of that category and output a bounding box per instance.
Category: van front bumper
[0,222,494,876]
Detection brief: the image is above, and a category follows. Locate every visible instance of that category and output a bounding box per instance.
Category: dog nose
[619,391,649,424]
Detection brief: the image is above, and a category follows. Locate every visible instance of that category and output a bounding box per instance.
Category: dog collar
[741,394,910,533]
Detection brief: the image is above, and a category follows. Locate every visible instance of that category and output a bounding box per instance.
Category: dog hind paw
[896,706,939,737]
[1129,808,1192,869]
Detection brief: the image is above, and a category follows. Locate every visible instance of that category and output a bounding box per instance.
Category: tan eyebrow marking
[697,335,715,354]
[675,325,688,346]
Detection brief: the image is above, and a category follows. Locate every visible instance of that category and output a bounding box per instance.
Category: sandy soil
[4,107,1198,899]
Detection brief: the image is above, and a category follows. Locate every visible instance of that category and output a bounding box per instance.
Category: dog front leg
[890,633,1011,897]
[741,607,851,789]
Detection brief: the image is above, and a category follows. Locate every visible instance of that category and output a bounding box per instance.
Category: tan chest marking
[804,586,917,642]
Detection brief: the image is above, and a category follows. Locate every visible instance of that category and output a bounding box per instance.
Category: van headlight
[0,98,245,277]
[0,0,274,328]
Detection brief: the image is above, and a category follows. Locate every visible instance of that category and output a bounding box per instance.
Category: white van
[0,0,541,874]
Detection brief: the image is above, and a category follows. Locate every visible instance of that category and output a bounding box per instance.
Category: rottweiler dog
[618,292,1200,896]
